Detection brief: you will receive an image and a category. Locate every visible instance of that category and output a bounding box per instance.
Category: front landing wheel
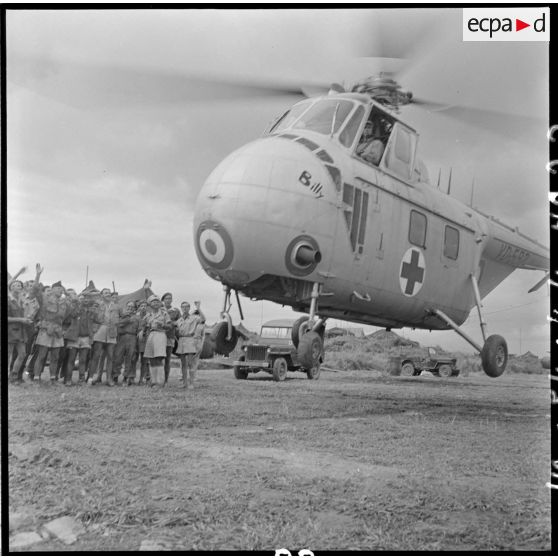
[298,331,323,371]
[481,334,508,377]
[211,322,238,356]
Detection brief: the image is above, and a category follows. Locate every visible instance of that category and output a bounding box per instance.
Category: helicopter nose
[194,136,337,284]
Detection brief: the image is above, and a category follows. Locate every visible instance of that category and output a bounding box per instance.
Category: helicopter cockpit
[268,96,419,182]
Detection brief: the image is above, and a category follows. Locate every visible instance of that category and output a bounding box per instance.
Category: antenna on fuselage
[437,168,441,189]
[447,167,452,195]
[469,177,475,207]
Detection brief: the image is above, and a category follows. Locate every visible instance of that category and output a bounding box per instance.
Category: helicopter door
[382,122,417,182]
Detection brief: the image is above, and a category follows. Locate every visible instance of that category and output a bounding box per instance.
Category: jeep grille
[247,345,268,361]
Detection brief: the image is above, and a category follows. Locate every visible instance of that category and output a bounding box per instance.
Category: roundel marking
[196,221,234,270]
[399,247,425,297]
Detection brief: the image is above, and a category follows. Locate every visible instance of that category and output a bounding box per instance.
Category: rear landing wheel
[481,334,508,377]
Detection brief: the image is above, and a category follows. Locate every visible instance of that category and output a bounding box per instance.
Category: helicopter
[6,10,549,379]
[193,71,549,379]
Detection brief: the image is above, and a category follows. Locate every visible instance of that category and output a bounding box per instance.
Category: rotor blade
[410,100,545,140]
[7,56,327,109]
[357,9,446,73]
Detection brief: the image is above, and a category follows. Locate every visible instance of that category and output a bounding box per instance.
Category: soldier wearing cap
[143,294,170,387]
[161,292,180,385]
[30,264,71,382]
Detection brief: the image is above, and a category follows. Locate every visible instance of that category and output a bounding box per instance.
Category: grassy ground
[7,367,550,552]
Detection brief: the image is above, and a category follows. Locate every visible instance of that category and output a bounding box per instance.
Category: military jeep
[233,319,320,381]
[390,347,460,378]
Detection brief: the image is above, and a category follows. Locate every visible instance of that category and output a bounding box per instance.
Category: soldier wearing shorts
[31,265,70,382]
[175,301,205,389]
[143,295,170,387]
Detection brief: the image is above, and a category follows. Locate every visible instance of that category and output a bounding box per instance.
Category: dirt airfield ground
[6,366,551,552]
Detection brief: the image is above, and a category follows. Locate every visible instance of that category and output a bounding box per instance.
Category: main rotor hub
[350,73,412,111]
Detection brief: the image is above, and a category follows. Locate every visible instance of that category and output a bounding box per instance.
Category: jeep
[233,319,320,381]
[390,347,460,378]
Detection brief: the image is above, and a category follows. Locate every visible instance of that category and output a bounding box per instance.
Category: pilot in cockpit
[356,114,391,166]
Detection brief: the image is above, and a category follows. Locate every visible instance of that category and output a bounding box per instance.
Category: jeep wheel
[233,356,248,380]
[400,362,415,377]
[306,363,321,380]
[272,357,288,382]
[298,331,323,370]
[437,364,452,378]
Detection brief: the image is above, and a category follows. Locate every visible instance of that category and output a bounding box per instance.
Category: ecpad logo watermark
[463,8,549,41]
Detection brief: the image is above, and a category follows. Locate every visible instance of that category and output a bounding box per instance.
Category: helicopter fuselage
[193,93,549,331]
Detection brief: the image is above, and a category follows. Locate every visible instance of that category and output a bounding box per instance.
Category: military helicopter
[193,70,549,379]
[6,11,548,379]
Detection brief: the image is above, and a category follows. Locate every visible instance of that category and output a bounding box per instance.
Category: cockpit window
[289,99,354,135]
[339,105,365,148]
[270,100,313,134]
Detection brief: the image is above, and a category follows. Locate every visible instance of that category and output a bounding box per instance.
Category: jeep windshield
[260,327,292,339]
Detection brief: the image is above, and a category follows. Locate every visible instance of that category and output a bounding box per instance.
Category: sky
[5,8,550,356]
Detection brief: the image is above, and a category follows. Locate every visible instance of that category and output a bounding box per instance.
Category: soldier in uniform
[175,301,206,389]
[7,279,33,383]
[112,300,141,386]
[56,288,80,382]
[134,299,151,385]
[143,294,170,387]
[89,287,122,386]
[63,287,101,384]
[30,264,70,382]
[161,292,181,385]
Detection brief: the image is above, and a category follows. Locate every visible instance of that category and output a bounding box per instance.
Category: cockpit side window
[270,100,313,134]
[355,107,394,167]
[290,100,354,135]
[339,105,365,148]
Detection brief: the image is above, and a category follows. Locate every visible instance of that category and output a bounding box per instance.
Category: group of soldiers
[7,264,206,389]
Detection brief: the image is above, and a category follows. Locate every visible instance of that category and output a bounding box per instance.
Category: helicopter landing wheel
[480,334,508,378]
[297,331,323,372]
[292,316,325,348]
[291,315,309,348]
[211,322,238,356]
